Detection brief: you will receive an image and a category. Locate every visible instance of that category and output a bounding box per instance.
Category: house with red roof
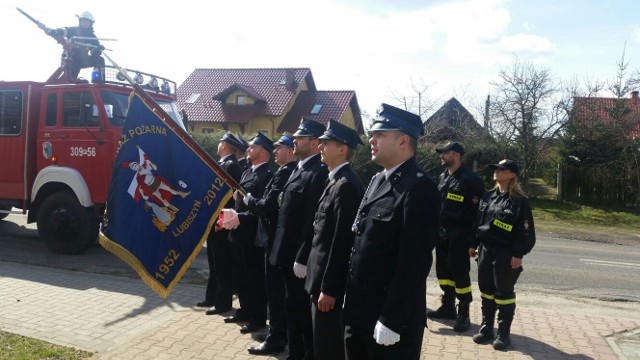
[572,91,640,139]
[176,68,363,138]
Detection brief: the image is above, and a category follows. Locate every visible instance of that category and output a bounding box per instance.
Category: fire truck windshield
[100,91,185,130]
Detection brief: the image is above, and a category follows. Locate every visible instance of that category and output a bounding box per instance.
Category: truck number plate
[70,147,97,157]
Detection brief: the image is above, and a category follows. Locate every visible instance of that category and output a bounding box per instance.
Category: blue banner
[99,92,232,298]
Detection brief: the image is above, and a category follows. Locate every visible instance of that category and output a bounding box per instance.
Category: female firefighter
[468,159,536,351]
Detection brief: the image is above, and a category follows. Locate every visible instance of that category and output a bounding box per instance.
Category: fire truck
[0,66,184,254]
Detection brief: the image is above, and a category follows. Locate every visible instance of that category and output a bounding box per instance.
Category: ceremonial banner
[99,92,233,297]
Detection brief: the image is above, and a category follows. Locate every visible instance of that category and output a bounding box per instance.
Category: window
[236,95,246,105]
[63,92,98,127]
[0,90,23,135]
[186,93,201,104]
[100,91,129,126]
[310,103,322,114]
[45,94,57,126]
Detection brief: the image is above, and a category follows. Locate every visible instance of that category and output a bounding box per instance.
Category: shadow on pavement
[429,320,595,360]
[0,216,210,324]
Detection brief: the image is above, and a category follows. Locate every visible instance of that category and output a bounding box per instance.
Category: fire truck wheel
[37,191,98,254]
[0,205,10,220]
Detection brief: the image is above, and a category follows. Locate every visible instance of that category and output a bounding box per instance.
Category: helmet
[77,11,95,23]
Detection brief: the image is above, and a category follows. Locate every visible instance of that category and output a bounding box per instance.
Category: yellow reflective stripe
[438,279,456,287]
[493,219,513,232]
[455,286,472,294]
[495,298,516,305]
[446,192,464,202]
[480,292,494,300]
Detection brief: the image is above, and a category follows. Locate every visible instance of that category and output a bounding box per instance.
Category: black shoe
[254,332,268,342]
[224,313,249,323]
[240,323,266,334]
[196,300,214,307]
[206,306,231,315]
[248,341,285,355]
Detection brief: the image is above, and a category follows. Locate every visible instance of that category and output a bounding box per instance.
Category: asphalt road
[1,212,639,304]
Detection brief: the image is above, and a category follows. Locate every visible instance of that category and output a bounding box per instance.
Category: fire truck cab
[0,66,183,254]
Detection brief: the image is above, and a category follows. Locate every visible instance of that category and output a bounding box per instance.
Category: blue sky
[2,0,639,121]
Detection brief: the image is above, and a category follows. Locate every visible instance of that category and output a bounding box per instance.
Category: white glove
[293,262,307,279]
[243,193,253,206]
[220,209,240,229]
[373,321,400,346]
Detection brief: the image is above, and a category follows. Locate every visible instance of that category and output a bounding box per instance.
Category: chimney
[285,69,297,90]
[631,91,639,99]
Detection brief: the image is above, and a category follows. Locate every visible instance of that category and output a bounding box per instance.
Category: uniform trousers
[310,293,344,360]
[206,229,233,310]
[264,246,287,345]
[280,268,313,360]
[232,239,267,326]
[434,227,472,302]
[344,316,424,360]
[476,243,522,302]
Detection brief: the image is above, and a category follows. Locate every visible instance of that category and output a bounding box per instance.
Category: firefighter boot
[473,299,496,344]
[493,304,515,351]
[427,292,457,319]
[453,301,471,332]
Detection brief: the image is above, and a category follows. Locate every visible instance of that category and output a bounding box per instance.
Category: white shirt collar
[298,154,316,169]
[251,161,268,171]
[328,162,349,181]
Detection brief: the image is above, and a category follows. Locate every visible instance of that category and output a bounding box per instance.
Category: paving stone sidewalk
[1,260,639,359]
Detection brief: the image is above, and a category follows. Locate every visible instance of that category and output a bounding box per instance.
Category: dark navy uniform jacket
[471,188,536,258]
[245,161,297,248]
[269,154,328,268]
[230,163,273,246]
[305,164,364,298]
[343,157,439,334]
[219,155,243,209]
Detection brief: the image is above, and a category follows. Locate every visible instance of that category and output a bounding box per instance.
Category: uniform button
[377,214,381,218]
[357,232,362,236]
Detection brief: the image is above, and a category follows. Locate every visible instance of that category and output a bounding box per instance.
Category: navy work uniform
[470,159,536,350]
[429,141,485,332]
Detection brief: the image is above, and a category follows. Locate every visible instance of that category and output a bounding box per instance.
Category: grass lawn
[0,331,92,360]
[527,179,640,244]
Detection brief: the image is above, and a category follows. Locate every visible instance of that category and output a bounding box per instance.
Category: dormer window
[186,93,201,104]
[236,95,246,105]
[311,103,322,114]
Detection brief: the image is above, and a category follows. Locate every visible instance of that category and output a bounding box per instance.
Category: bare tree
[489,58,570,184]
[388,78,441,119]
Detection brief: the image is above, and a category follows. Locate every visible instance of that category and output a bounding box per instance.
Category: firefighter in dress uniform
[305,120,364,360]
[197,132,243,314]
[269,118,328,359]
[221,133,274,335]
[469,159,536,351]
[245,133,297,356]
[343,104,439,359]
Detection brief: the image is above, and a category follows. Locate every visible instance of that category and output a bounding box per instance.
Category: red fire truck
[0,66,184,254]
